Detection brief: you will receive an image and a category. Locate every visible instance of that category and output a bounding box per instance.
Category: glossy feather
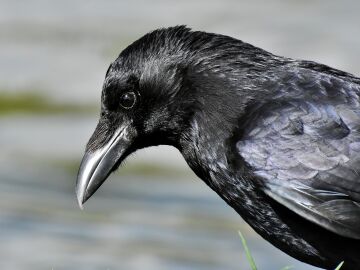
[237,74,360,240]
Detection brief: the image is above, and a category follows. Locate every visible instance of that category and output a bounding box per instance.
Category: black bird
[76,26,360,269]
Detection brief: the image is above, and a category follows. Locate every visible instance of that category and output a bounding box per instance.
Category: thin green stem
[238,231,258,270]
[334,262,344,270]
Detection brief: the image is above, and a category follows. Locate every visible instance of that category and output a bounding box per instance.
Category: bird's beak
[76,124,133,209]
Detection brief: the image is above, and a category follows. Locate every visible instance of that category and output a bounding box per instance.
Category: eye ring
[119,91,137,109]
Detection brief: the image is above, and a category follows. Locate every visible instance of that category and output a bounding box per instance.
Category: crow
[76,26,360,269]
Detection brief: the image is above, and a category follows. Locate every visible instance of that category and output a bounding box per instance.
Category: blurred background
[1,0,359,269]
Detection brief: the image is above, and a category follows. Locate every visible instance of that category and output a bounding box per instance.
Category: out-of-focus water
[1,0,360,103]
[0,115,320,270]
[1,0,360,269]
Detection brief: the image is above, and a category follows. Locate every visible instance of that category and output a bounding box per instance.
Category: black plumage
[76,26,360,269]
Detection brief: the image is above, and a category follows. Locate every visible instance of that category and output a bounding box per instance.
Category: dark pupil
[120,92,136,108]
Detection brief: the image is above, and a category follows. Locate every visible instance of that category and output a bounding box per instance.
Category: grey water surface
[0,115,320,270]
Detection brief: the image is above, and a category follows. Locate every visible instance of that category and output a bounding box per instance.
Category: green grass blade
[334,261,344,270]
[238,231,258,270]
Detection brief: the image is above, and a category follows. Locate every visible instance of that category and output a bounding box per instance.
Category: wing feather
[237,78,360,239]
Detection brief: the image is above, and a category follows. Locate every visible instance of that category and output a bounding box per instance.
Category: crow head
[76,26,272,207]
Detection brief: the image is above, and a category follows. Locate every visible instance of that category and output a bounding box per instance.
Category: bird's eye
[119,92,137,109]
